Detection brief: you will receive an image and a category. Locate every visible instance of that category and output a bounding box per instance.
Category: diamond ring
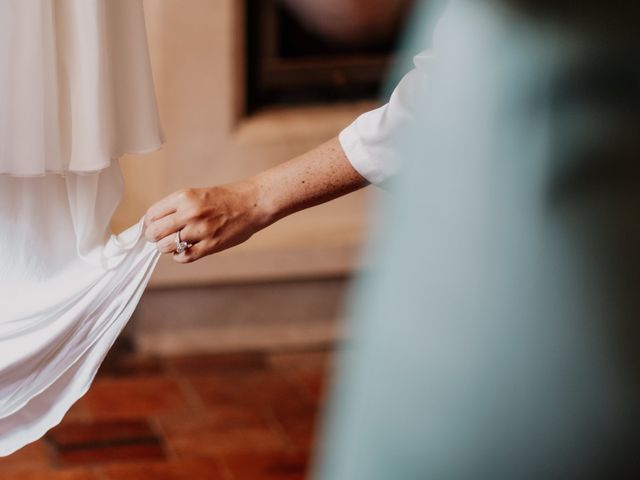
[175,230,189,254]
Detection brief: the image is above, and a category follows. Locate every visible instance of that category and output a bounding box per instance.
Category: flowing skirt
[0,0,163,455]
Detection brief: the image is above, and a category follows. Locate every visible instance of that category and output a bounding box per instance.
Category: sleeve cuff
[338,120,388,185]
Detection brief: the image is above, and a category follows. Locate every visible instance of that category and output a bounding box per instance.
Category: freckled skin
[144,137,369,263]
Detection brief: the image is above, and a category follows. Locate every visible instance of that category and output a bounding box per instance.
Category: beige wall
[113,0,375,287]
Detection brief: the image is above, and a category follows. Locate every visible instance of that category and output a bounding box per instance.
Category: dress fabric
[0,0,163,455]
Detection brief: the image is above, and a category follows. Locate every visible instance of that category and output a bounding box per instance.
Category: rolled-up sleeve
[339,51,433,184]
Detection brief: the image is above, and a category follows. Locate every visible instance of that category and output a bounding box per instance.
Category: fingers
[172,240,214,264]
[156,234,178,254]
[155,222,202,254]
[145,213,181,243]
[145,186,233,263]
[144,190,185,227]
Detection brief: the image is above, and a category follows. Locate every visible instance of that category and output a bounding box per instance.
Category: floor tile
[269,398,323,452]
[0,468,101,480]
[188,371,310,412]
[268,350,335,401]
[83,377,187,420]
[268,349,333,373]
[186,357,327,453]
[101,458,225,480]
[0,441,50,472]
[221,451,310,480]
[48,420,156,446]
[159,406,287,457]
[97,353,168,379]
[63,399,92,423]
[46,420,166,467]
[1,348,334,479]
[168,352,270,377]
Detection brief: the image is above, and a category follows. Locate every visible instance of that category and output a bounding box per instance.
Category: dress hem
[0,138,166,178]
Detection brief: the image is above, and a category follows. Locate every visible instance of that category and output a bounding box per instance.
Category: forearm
[250,136,369,226]
[145,136,369,262]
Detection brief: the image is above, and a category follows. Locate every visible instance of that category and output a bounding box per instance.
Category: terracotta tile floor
[0,345,335,480]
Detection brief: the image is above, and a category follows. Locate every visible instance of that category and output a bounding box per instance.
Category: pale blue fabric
[316,1,640,478]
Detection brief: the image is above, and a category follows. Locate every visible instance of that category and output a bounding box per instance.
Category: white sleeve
[339,51,432,184]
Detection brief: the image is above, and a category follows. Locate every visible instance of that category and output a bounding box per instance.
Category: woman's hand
[144,180,271,263]
[144,137,368,264]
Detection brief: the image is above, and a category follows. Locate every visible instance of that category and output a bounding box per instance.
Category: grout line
[172,368,209,415]
[218,456,237,480]
[263,405,295,451]
[93,466,110,480]
[148,415,177,460]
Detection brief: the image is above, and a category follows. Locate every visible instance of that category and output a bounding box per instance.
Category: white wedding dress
[0,0,164,455]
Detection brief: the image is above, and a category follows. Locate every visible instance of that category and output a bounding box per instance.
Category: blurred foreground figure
[316,1,640,478]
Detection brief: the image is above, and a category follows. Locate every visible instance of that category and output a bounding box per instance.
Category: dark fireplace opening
[245,0,414,114]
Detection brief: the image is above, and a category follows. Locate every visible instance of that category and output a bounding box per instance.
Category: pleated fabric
[0,0,163,176]
[0,0,163,455]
